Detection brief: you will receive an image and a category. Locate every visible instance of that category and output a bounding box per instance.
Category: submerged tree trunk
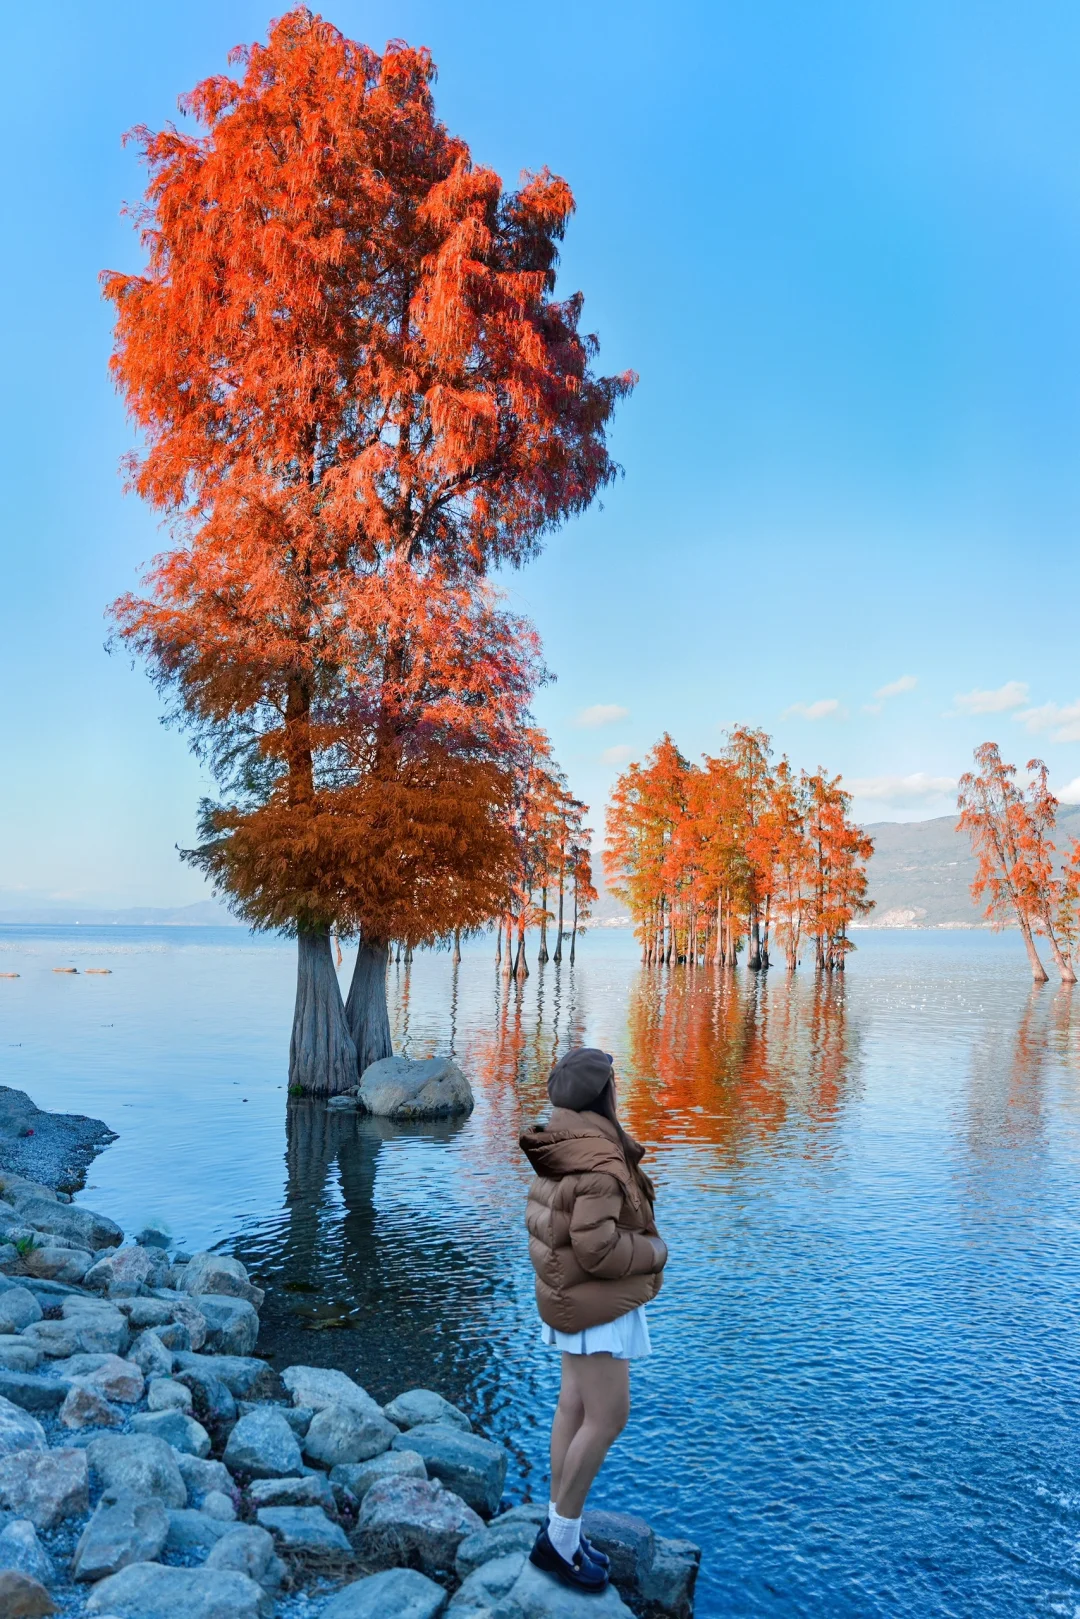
[538,887,549,964]
[1018,919,1050,983]
[290,926,358,1097]
[495,924,502,966]
[554,877,565,964]
[513,920,529,980]
[452,928,462,965]
[345,936,393,1075]
[570,885,579,966]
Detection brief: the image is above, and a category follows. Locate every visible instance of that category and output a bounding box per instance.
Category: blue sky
[5,1,1080,907]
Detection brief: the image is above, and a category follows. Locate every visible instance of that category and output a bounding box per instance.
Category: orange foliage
[605,731,873,971]
[103,9,633,949]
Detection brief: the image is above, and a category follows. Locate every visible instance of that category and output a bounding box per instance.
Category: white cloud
[576,703,629,729]
[875,674,917,699]
[847,772,957,802]
[784,698,841,721]
[1057,777,1080,804]
[951,681,1029,715]
[1017,700,1080,743]
[601,744,634,766]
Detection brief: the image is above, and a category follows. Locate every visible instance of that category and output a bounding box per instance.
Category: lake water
[1,924,1079,1618]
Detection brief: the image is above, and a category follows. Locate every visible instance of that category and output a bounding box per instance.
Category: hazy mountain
[0,900,242,927]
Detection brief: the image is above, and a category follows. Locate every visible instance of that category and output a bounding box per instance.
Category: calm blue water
[1,924,1079,1618]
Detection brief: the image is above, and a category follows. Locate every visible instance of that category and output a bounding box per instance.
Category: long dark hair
[592,1078,656,1205]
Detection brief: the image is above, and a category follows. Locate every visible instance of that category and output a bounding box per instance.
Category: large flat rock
[357,1057,474,1120]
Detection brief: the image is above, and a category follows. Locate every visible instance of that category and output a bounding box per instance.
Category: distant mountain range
[8,810,1080,930]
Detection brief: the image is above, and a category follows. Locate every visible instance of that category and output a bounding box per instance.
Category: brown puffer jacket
[520,1107,666,1334]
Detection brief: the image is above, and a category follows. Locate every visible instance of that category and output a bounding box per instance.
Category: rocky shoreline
[0,1088,700,1619]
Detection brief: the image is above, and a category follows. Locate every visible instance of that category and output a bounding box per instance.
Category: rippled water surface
[2,924,1080,1618]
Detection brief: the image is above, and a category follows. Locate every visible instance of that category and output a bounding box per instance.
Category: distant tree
[104,10,633,1091]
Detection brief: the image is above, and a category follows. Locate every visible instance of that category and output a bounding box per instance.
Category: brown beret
[547,1047,614,1111]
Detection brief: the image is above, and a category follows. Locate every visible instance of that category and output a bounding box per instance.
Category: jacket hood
[519,1108,644,1197]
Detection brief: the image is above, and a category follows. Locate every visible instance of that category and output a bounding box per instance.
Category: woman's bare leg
[554,1352,630,1518]
[550,1353,586,1502]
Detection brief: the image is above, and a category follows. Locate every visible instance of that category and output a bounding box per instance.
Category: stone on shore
[174,1352,278,1401]
[330,1450,427,1502]
[72,1491,170,1582]
[174,1454,234,1508]
[0,1289,42,1336]
[60,1381,124,1429]
[281,1364,381,1417]
[384,1389,471,1433]
[86,1433,186,1509]
[205,1524,283,1590]
[455,1516,542,1579]
[323,1566,449,1619]
[357,1056,474,1120]
[223,1408,302,1479]
[21,1245,93,1285]
[182,1253,265,1310]
[303,1400,398,1467]
[0,1339,41,1373]
[255,1504,352,1556]
[391,1425,506,1518]
[0,1396,45,1457]
[502,1558,636,1617]
[0,1517,56,1587]
[355,1476,483,1575]
[449,1551,525,1612]
[128,1332,174,1379]
[83,1244,165,1295]
[202,1490,237,1521]
[0,1447,88,1528]
[14,1198,122,1253]
[248,1473,336,1512]
[195,1296,260,1357]
[164,1509,231,1554]
[146,1377,192,1412]
[130,1408,211,1457]
[55,1352,144,1404]
[0,1569,56,1617]
[0,1372,71,1414]
[85,1562,271,1619]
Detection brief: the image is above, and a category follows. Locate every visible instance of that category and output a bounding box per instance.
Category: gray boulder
[0,1447,88,1528]
[205,1524,283,1590]
[202,1490,237,1521]
[173,1353,278,1401]
[391,1426,506,1517]
[0,1373,71,1414]
[72,1491,169,1582]
[455,1517,542,1579]
[357,1056,473,1120]
[130,1409,211,1457]
[193,1298,260,1357]
[174,1454,234,1508]
[86,1433,186,1509]
[55,1353,144,1404]
[141,1295,208,1351]
[639,1536,702,1619]
[247,1474,335,1512]
[20,1246,93,1285]
[505,1559,635,1617]
[0,1518,55,1587]
[16,1198,121,1252]
[449,1551,525,1612]
[223,1408,302,1479]
[0,1289,40,1336]
[0,1339,41,1373]
[182,1253,265,1310]
[355,1476,482,1575]
[164,1509,231,1554]
[146,1378,192,1413]
[128,1331,174,1379]
[330,1450,427,1502]
[255,1504,351,1555]
[83,1244,164,1294]
[582,1509,654,1589]
[0,1568,55,1617]
[303,1401,398,1468]
[118,1298,172,1329]
[59,1382,124,1429]
[323,1567,448,1619]
[281,1364,380,1416]
[0,1395,45,1456]
[85,1562,271,1618]
[384,1389,471,1432]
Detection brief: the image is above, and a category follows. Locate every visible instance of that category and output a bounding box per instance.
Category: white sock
[547,1508,582,1562]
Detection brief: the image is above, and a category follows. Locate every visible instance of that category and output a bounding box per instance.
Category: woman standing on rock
[520,1047,667,1593]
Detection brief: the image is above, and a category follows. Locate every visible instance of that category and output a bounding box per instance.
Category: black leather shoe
[581,1532,610,1569]
[529,1524,609,1591]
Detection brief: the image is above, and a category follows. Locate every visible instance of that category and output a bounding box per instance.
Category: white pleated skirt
[541,1303,652,1360]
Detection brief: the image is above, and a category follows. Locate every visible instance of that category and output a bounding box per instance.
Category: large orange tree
[105,10,633,1091]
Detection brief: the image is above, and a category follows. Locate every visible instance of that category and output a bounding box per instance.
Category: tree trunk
[452,928,462,965]
[538,886,549,964]
[1042,923,1076,984]
[747,909,761,970]
[404,943,413,966]
[345,937,393,1075]
[1019,920,1050,983]
[570,885,578,966]
[290,926,359,1097]
[513,920,529,980]
[554,877,565,964]
[495,923,502,966]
